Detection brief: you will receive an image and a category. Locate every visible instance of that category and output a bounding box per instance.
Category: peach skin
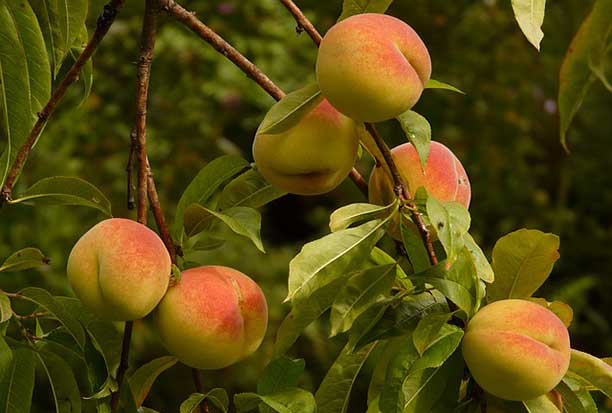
[67,218,171,321]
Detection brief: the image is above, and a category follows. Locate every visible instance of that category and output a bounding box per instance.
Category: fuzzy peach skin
[253,99,359,195]
[369,141,471,208]
[316,13,431,122]
[67,218,171,321]
[156,266,268,370]
[462,299,571,401]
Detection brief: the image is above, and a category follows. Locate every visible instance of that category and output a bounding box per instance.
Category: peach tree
[0,0,611,413]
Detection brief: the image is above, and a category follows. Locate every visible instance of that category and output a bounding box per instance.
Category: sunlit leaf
[426,198,470,262]
[129,356,178,407]
[528,298,573,327]
[424,79,465,94]
[337,0,394,21]
[396,110,431,169]
[463,233,494,283]
[218,167,285,210]
[568,349,612,398]
[0,247,49,272]
[257,83,322,135]
[329,201,397,233]
[0,348,36,413]
[234,389,316,413]
[0,293,11,323]
[180,389,229,413]
[511,0,546,50]
[412,312,452,356]
[522,394,561,413]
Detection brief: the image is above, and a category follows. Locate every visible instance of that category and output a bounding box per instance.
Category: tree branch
[192,368,210,413]
[278,0,322,45]
[279,3,437,265]
[160,0,368,197]
[146,159,178,264]
[0,0,126,204]
[111,1,158,411]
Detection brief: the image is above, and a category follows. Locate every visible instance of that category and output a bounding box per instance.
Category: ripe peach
[462,299,571,401]
[253,99,359,195]
[316,13,431,122]
[369,141,471,208]
[156,266,268,370]
[67,218,171,321]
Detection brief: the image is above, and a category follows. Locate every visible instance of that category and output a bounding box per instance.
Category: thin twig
[279,3,437,265]
[127,129,137,209]
[146,159,177,263]
[160,0,368,197]
[192,368,210,413]
[278,0,322,45]
[0,0,126,204]
[111,1,158,411]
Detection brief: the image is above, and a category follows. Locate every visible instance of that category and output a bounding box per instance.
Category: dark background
[1,0,610,411]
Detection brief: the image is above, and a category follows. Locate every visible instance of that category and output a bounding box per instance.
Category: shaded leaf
[235,390,316,413]
[400,213,431,273]
[488,229,560,302]
[184,204,264,252]
[330,264,396,336]
[424,79,465,94]
[10,176,112,217]
[19,288,85,348]
[218,167,285,210]
[528,298,573,327]
[258,357,305,396]
[523,394,561,413]
[0,293,10,323]
[568,349,612,398]
[173,155,249,241]
[329,201,397,233]
[409,263,473,316]
[0,348,36,413]
[0,247,49,272]
[180,389,229,413]
[554,380,586,413]
[511,0,546,50]
[129,356,178,407]
[412,312,452,356]
[257,83,322,135]
[338,0,394,21]
[558,0,612,150]
[69,24,93,105]
[36,348,81,413]
[396,110,431,169]
[463,233,494,283]
[315,342,377,413]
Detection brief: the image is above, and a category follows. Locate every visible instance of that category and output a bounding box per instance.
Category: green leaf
[36,348,82,413]
[329,201,397,233]
[0,0,51,187]
[10,176,112,217]
[400,214,431,273]
[287,218,391,303]
[315,342,377,413]
[330,264,396,336]
[527,298,573,327]
[234,390,316,413]
[426,198,470,261]
[555,381,586,413]
[463,233,494,283]
[180,389,229,413]
[0,348,36,413]
[409,265,473,317]
[522,394,561,413]
[379,334,420,413]
[337,0,394,21]
[412,313,452,356]
[173,155,249,241]
[558,0,612,150]
[424,79,465,94]
[409,325,463,373]
[568,349,612,398]
[129,356,178,407]
[69,24,92,105]
[184,204,264,252]
[396,111,431,169]
[0,335,12,380]
[257,83,322,135]
[218,167,285,210]
[511,0,546,50]
[30,0,88,77]
[258,357,305,396]
[488,229,560,302]
[19,288,85,348]
[0,293,10,323]
[0,247,49,272]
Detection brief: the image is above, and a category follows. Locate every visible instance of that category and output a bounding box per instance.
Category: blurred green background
[1,0,611,411]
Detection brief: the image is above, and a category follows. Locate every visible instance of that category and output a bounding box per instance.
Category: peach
[156,266,268,370]
[369,141,471,208]
[462,299,571,401]
[316,13,431,122]
[253,98,359,195]
[67,218,171,321]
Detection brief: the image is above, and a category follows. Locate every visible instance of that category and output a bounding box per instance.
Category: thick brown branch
[278,0,322,45]
[0,0,126,203]
[161,0,367,196]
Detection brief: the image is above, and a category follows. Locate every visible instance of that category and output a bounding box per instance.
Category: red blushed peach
[67,218,171,321]
[316,13,431,122]
[369,141,471,208]
[156,266,268,370]
[253,98,359,195]
[462,299,571,401]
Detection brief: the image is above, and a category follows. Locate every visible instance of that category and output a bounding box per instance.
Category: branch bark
[160,0,368,197]
[279,2,438,265]
[0,0,126,204]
